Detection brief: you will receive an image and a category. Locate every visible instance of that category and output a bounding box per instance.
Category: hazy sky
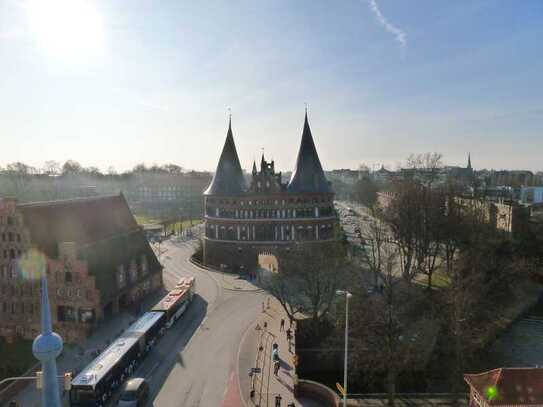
[1,0,542,172]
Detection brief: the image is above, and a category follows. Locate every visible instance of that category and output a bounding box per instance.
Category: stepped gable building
[0,194,162,343]
[203,113,339,270]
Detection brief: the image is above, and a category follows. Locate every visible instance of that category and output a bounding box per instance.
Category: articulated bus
[70,277,195,406]
[152,276,195,328]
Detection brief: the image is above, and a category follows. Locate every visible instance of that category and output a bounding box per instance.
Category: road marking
[146,362,160,380]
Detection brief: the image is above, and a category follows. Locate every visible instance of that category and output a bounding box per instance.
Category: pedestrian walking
[262,301,265,312]
[272,347,278,362]
[264,321,268,331]
[275,394,282,407]
[286,328,292,341]
[280,318,285,332]
[274,360,280,376]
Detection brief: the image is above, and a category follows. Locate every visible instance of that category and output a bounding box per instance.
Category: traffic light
[64,372,72,390]
[35,371,42,389]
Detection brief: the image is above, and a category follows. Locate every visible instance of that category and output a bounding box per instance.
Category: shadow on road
[145,293,208,406]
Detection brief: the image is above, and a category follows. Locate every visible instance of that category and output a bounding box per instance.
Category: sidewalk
[238,296,301,407]
[5,293,161,407]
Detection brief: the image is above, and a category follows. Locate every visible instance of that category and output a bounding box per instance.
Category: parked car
[118,378,149,407]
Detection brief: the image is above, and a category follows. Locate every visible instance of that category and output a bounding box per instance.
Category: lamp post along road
[336,290,352,407]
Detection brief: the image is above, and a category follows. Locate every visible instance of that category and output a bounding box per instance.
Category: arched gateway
[202,112,340,272]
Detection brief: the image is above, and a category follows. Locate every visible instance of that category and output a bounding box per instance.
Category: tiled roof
[287,112,332,194]
[204,118,246,196]
[464,367,543,405]
[18,194,160,301]
[18,194,139,255]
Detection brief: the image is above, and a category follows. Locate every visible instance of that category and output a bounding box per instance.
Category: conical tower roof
[204,118,246,195]
[287,112,332,193]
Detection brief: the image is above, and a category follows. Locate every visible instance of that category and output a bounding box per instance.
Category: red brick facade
[0,196,162,343]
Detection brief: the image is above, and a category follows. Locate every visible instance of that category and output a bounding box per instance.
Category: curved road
[140,238,264,407]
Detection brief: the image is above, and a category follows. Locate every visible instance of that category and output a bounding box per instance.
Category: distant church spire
[467,152,472,170]
[252,160,257,175]
[260,152,266,172]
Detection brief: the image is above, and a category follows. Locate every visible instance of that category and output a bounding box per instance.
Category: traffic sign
[336,382,346,396]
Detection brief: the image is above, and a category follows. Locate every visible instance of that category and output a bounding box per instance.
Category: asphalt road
[132,238,264,407]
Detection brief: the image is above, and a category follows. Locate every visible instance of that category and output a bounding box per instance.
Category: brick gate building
[203,113,339,271]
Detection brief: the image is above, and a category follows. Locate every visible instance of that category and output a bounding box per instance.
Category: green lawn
[414,269,452,289]
[134,215,201,228]
[0,337,36,381]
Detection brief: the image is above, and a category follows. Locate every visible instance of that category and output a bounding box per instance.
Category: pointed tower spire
[204,118,246,195]
[287,111,332,193]
[467,152,472,170]
[260,151,266,172]
[252,160,257,175]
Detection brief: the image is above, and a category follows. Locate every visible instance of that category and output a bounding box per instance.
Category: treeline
[0,160,192,177]
[272,153,542,402]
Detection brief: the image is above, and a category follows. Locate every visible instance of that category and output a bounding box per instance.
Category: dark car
[117,378,149,407]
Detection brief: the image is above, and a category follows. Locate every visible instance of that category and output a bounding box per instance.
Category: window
[57,305,76,322]
[118,265,126,288]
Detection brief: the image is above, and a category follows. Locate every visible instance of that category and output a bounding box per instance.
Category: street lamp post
[336,290,352,407]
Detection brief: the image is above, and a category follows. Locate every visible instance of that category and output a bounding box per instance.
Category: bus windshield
[71,389,96,402]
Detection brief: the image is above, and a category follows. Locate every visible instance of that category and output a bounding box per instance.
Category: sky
[0,0,542,173]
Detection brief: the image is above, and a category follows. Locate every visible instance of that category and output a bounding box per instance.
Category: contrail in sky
[368,0,407,47]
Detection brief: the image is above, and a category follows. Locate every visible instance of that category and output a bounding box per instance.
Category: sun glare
[26,0,105,63]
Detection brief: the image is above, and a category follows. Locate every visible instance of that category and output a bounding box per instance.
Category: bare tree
[350,245,429,405]
[62,160,83,175]
[385,181,419,286]
[363,206,388,287]
[264,243,345,329]
[42,160,61,175]
[405,152,444,187]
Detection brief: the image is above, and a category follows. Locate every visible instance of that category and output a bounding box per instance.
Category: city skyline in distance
[1,0,542,172]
